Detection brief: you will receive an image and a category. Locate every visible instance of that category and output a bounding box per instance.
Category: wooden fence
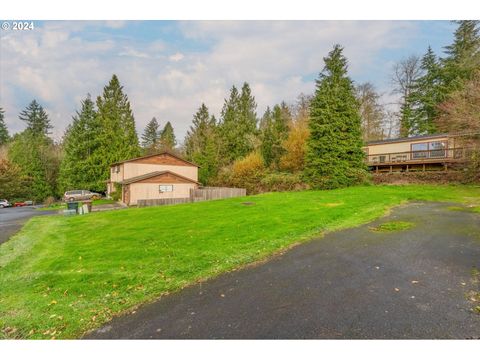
[190,187,247,202]
[137,197,191,207]
[137,187,246,207]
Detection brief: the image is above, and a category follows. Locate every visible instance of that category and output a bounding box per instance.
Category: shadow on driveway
[87,202,480,339]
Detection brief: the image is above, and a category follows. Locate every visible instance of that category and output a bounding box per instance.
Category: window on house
[429,141,446,158]
[159,185,173,193]
[412,143,428,159]
[115,166,120,173]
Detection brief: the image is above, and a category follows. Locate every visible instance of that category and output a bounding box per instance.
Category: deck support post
[376,166,378,173]
[390,165,393,173]
[406,164,409,172]
[422,163,426,172]
[444,163,448,172]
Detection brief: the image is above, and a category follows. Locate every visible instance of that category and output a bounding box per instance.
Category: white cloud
[0,21,422,143]
[169,52,184,62]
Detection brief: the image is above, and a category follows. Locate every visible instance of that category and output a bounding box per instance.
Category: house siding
[123,163,198,183]
[365,136,451,155]
[128,182,197,206]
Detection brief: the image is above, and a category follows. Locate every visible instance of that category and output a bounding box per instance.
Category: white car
[0,199,12,208]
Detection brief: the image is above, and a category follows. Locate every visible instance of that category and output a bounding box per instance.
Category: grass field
[1,185,479,339]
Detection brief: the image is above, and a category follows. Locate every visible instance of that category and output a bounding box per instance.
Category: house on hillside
[364,133,469,173]
[107,151,200,206]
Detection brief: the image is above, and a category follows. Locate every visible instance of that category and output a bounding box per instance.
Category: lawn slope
[1,185,479,339]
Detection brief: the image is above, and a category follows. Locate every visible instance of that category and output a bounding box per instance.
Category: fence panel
[137,197,191,207]
[190,187,246,202]
[137,187,246,207]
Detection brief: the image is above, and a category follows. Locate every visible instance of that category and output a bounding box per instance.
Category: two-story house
[107,151,200,206]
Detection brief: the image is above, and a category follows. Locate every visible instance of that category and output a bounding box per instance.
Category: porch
[366,148,469,173]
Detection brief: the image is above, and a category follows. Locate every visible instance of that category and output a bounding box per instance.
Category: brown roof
[119,170,200,185]
[111,151,200,167]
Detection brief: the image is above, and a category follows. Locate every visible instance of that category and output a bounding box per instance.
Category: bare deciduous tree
[391,55,422,137]
[356,82,386,142]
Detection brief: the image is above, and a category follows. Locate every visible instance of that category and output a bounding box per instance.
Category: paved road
[0,207,57,245]
[87,202,480,339]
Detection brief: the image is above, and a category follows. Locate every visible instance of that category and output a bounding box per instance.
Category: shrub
[259,172,308,192]
[213,152,266,194]
[43,196,56,207]
[109,183,122,201]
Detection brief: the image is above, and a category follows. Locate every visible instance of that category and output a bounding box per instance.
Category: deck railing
[366,148,468,165]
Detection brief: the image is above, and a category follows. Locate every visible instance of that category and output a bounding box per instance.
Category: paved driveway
[87,202,480,339]
[0,207,57,245]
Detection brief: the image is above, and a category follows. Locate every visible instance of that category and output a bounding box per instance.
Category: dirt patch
[370,221,415,233]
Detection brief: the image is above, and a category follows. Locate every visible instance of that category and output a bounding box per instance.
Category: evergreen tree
[0,107,9,145]
[303,45,367,189]
[141,117,161,153]
[19,99,52,137]
[260,103,290,168]
[409,47,442,135]
[159,121,176,150]
[218,83,258,164]
[8,101,58,201]
[259,107,275,166]
[8,132,54,201]
[91,74,140,191]
[442,20,480,93]
[184,104,220,184]
[58,95,100,192]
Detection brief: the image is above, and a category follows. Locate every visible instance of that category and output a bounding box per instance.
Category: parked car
[13,201,27,207]
[63,190,101,202]
[0,199,12,208]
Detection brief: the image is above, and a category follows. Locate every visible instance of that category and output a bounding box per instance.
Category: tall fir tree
[218,83,258,164]
[260,103,290,168]
[58,95,100,192]
[141,117,161,154]
[442,20,480,93]
[19,99,52,137]
[8,100,58,201]
[303,45,367,189]
[408,47,442,135]
[0,107,9,145]
[159,121,176,150]
[91,74,140,191]
[184,103,220,184]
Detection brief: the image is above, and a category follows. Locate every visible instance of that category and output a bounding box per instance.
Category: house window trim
[410,140,448,159]
[159,184,174,193]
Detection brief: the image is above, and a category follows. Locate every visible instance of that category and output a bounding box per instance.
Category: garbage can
[81,200,92,213]
[67,201,79,213]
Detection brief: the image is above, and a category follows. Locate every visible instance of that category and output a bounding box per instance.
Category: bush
[260,172,308,192]
[213,152,266,194]
[109,183,122,201]
[43,196,56,207]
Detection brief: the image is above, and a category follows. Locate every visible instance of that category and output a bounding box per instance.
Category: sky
[0,20,456,143]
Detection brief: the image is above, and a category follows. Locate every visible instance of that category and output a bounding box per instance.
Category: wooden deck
[366,148,469,172]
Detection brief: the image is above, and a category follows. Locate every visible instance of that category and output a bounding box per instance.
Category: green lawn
[1,185,479,339]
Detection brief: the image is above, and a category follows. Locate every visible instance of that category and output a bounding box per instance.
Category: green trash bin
[67,201,79,213]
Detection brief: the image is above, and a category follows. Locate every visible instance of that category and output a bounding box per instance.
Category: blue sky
[0,20,456,141]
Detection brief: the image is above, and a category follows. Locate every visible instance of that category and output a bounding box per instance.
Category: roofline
[119,170,200,185]
[366,133,450,146]
[111,150,200,168]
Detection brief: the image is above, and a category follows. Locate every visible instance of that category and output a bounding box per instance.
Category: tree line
[0,21,478,201]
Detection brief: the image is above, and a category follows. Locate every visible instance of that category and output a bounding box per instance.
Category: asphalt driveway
[87,202,480,339]
[0,206,57,245]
